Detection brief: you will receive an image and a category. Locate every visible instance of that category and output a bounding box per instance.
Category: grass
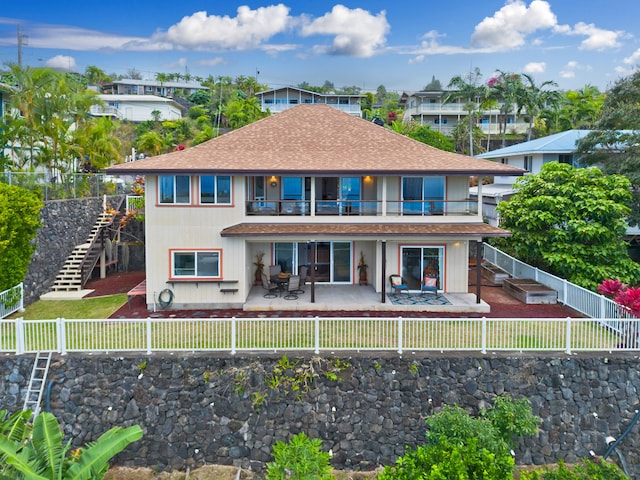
[0,295,622,352]
[11,294,127,320]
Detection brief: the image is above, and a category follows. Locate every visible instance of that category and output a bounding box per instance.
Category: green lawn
[11,294,127,320]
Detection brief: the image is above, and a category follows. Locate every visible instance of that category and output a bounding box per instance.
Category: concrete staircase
[49,212,115,293]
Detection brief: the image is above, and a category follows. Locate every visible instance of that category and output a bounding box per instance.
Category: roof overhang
[220,222,511,238]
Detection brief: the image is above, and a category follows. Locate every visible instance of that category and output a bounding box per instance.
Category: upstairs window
[200,176,231,204]
[159,175,190,204]
[402,177,445,215]
[523,155,533,172]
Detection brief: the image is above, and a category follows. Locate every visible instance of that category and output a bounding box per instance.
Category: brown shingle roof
[220,222,510,238]
[107,104,525,177]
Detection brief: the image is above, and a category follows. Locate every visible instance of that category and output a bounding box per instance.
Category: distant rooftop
[476,130,592,158]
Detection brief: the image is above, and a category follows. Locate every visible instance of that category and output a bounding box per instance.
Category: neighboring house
[255,87,364,117]
[103,79,207,98]
[106,104,524,311]
[470,130,591,226]
[90,94,186,122]
[399,90,529,136]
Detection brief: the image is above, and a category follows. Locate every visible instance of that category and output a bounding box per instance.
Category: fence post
[481,317,487,354]
[18,282,24,312]
[314,316,320,354]
[565,317,572,354]
[16,317,24,355]
[600,295,606,319]
[398,316,403,355]
[58,318,67,355]
[146,318,152,355]
[231,317,236,355]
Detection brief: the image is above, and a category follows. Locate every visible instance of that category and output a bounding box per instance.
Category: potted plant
[358,251,368,285]
[254,251,265,284]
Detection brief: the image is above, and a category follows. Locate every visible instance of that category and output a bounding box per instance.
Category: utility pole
[17,24,28,67]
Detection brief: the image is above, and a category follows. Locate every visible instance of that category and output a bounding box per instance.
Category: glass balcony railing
[246,199,478,217]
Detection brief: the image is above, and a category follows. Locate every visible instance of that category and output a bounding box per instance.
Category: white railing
[482,243,631,327]
[1,316,637,355]
[126,195,145,214]
[0,283,23,320]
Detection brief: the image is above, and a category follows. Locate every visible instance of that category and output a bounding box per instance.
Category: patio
[243,283,490,313]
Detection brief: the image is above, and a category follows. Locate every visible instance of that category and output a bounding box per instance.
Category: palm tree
[444,68,485,156]
[0,410,142,480]
[518,74,559,141]
[488,71,523,147]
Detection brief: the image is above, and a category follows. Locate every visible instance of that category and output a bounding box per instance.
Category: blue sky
[1,0,639,94]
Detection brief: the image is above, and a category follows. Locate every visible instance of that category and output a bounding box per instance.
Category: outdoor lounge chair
[292,265,308,294]
[389,274,409,293]
[421,276,438,294]
[269,264,282,281]
[284,275,300,300]
[261,273,279,298]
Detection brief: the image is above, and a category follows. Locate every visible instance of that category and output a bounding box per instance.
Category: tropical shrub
[521,459,629,479]
[266,432,333,480]
[0,183,42,291]
[379,395,538,480]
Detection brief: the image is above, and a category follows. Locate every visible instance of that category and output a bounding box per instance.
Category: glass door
[274,242,352,283]
[401,246,444,291]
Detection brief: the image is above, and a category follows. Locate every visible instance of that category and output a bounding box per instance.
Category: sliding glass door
[273,241,352,283]
[400,246,444,291]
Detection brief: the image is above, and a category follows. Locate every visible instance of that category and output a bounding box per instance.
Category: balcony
[246,199,478,217]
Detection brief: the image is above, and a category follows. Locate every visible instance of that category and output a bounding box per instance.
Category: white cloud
[0,24,146,51]
[409,55,425,64]
[154,5,293,50]
[568,22,622,51]
[623,48,640,65]
[559,70,575,79]
[471,0,557,50]
[300,5,389,57]
[523,62,546,73]
[44,55,77,71]
[198,57,226,67]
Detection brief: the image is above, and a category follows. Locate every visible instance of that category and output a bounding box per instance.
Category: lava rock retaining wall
[23,196,124,305]
[1,353,638,477]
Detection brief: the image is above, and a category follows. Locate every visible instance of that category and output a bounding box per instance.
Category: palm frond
[67,425,142,480]
[31,412,66,479]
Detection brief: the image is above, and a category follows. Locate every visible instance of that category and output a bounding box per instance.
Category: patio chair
[421,276,438,294]
[284,275,300,300]
[269,264,281,281]
[261,273,279,298]
[389,274,409,294]
[292,265,308,294]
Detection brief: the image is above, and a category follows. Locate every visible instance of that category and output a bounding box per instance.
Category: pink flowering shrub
[598,279,640,317]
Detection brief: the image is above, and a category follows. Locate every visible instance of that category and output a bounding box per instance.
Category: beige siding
[145,176,248,308]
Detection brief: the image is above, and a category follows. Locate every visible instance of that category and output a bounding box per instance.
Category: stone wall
[22,196,127,305]
[1,353,639,477]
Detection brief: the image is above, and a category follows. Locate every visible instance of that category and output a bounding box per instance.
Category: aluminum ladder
[22,352,52,416]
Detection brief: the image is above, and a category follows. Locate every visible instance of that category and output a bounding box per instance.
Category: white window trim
[159,175,191,204]
[199,175,232,205]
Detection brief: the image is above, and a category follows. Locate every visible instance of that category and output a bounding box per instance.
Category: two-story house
[90,94,186,122]
[103,79,208,98]
[399,90,529,136]
[255,87,364,117]
[106,104,523,311]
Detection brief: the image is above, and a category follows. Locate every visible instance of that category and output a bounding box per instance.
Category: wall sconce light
[270,176,278,188]
[364,175,373,183]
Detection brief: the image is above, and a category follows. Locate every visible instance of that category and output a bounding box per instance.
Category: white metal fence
[482,243,631,323]
[1,316,637,355]
[0,283,24,320]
